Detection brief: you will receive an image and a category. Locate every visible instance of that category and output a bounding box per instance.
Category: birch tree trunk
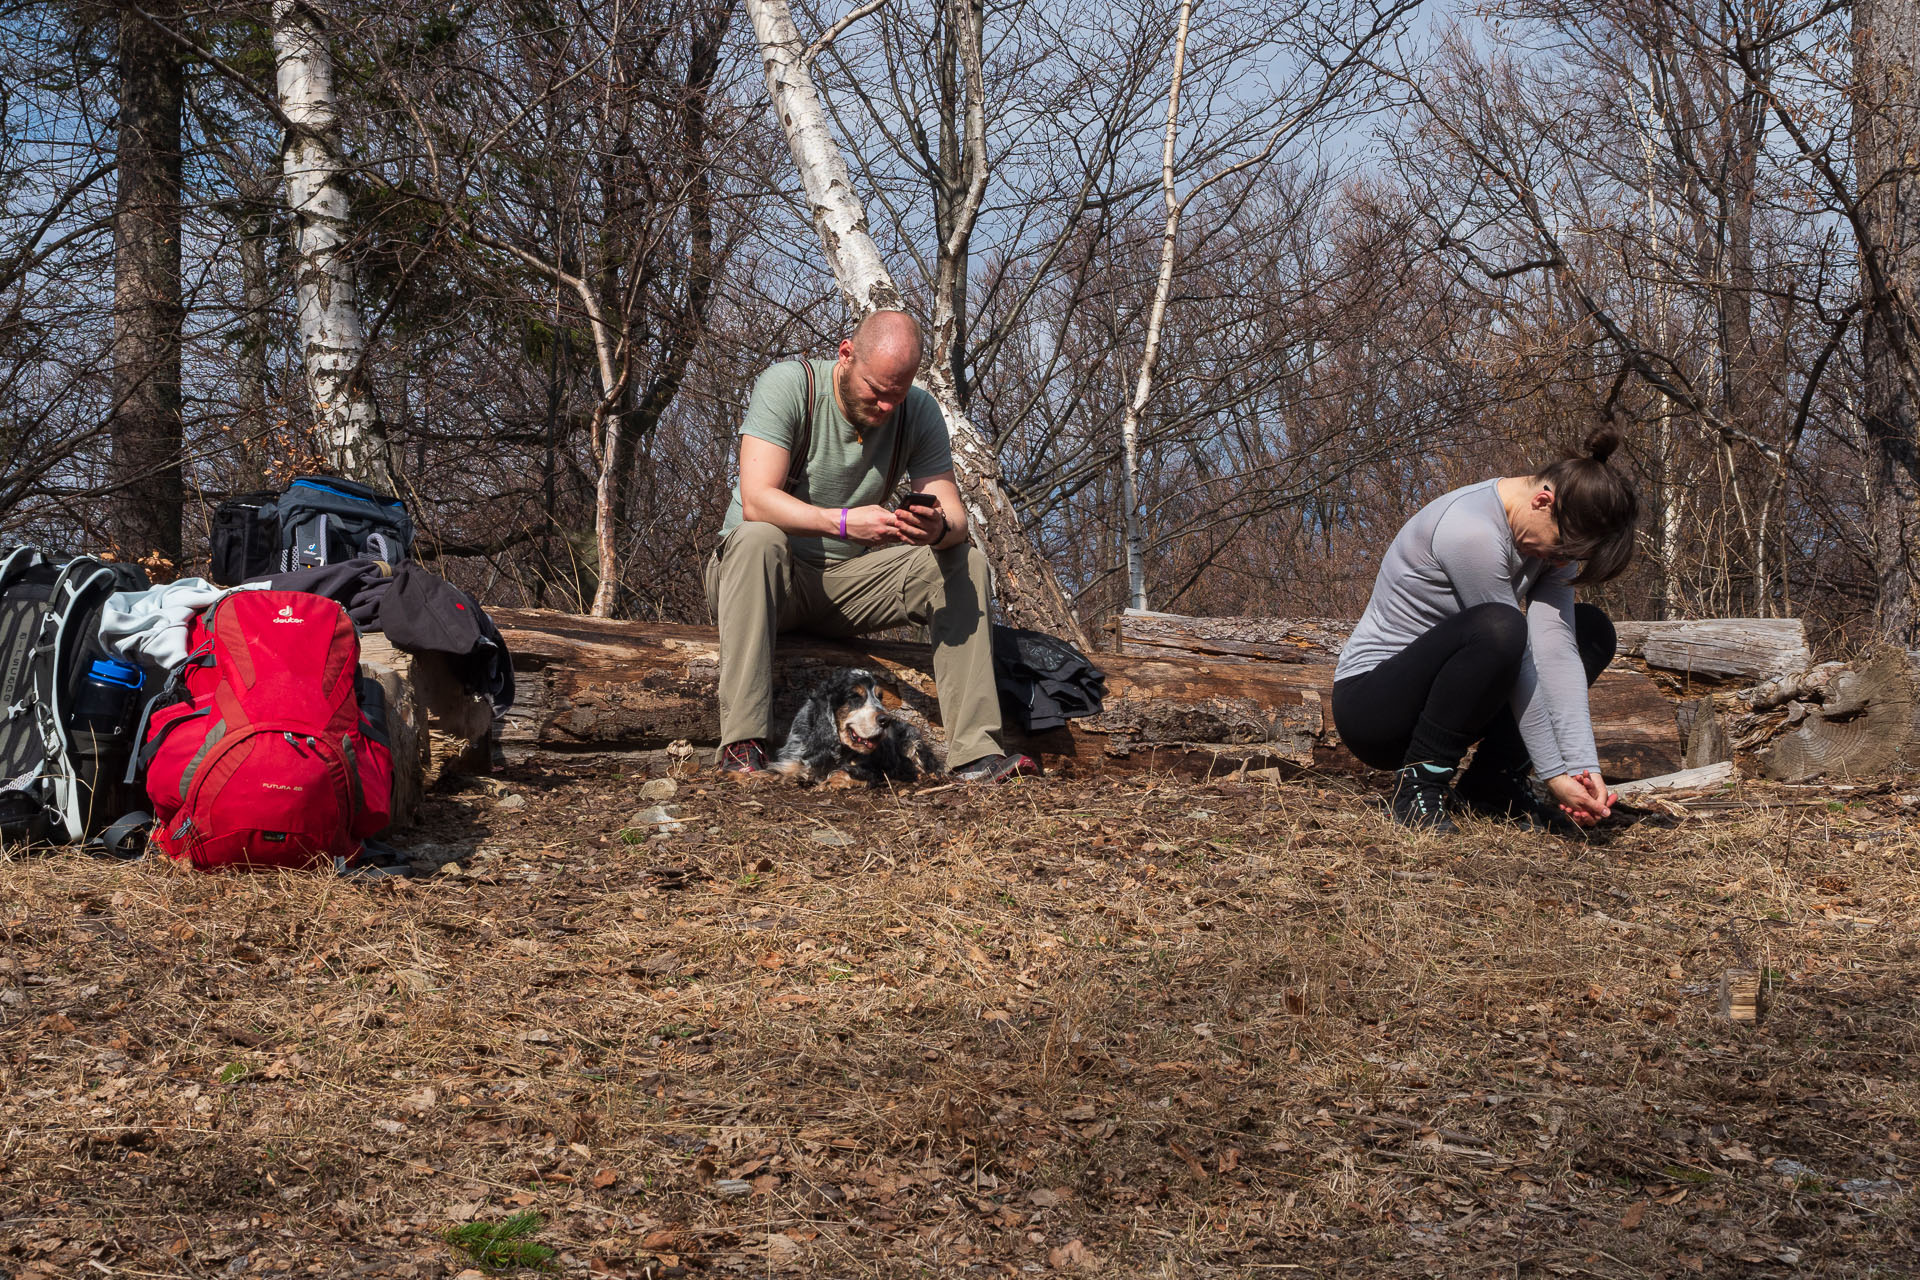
[927,0,988,410]
[273,0,392,487]
[1855,0,1920,642]
[744,0,1090,651]
[1118,0,1195,613]
[110,0,185,569]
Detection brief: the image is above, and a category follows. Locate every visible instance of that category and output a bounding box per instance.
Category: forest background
[4,0,1918,650]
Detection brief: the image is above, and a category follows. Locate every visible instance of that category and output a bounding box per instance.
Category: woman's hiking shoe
[951,751,1040,783]
[719,739,768,774]
[1454,763,1568,832]
[1390,762,1458,832]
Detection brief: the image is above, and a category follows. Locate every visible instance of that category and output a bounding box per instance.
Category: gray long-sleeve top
[1333,479,1599,779]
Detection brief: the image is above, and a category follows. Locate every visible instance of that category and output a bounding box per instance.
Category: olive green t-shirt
[719,358,954,564]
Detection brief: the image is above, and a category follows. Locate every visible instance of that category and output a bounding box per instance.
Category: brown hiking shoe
[719,739,768,774]
[951,751,1040,783]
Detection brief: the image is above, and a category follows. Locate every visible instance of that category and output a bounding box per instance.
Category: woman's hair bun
[1583,428,1621,465]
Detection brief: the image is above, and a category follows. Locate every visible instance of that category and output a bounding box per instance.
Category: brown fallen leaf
[1048,1239,1097,1270]
[1167,1138,1209,1181]
[1620,1200,1647,1230]
[1217,1147,1241,1174]
[591,1167,618,1189]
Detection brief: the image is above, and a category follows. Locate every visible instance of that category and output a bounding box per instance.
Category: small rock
[1841,1177,1902,1202]
[496,793,527,810]
[629,806,685,834]
[808,829,855,847]
[714,1178,753,1199]
[639,778,678,802]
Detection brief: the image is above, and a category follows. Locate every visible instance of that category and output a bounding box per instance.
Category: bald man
[705,311,1037,783]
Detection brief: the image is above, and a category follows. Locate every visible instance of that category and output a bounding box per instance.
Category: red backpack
[140,590,393,870]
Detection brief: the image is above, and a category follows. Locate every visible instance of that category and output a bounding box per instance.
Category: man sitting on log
[705,309,1037,783]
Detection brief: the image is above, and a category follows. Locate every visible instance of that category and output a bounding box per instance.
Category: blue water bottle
[70,658,144,740]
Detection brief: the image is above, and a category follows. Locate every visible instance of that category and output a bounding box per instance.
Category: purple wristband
[839,508,847,537]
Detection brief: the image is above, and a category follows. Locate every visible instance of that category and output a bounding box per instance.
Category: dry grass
[3,760,1917,1278]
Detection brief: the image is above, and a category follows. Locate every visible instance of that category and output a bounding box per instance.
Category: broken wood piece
[1680,697,1733,768]
[1614,761,1736,795]
[1718,967,1760,1022]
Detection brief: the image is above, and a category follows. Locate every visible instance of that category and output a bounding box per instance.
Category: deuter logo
[272,604,304,624]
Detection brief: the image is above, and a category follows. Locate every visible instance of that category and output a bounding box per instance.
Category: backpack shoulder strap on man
[782,359,816,494]
[882,396,909,498]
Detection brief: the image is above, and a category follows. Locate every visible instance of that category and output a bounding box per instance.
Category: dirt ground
[2,759,1916,1279]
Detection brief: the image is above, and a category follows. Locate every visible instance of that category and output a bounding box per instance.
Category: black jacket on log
[992,625,1106,733]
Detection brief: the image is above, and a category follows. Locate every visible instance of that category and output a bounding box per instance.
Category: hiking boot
[951,751,1040,783]
[1389,761,1458,833]
[719,739,768,774]
[1455,761,1568,832]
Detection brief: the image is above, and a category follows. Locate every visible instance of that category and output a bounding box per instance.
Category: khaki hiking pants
[704,521,1004,769]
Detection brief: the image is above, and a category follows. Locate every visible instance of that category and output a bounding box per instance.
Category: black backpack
[209,476,415,585]
[0,547,151,843]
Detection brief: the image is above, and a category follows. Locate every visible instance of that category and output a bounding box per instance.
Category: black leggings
[1332,602,1616,773]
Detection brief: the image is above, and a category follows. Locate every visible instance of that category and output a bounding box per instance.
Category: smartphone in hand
[899,492,940,510]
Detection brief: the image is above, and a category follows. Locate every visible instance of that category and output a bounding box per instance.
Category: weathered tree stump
[358,636,495,827]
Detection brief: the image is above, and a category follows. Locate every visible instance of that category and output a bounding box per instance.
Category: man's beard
[834,363,887,434]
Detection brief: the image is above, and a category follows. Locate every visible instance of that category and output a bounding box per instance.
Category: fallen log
[1107,610,1349,663]
[1611,618,1811,685]
[1105,609,1920,781]
[1110,609,1812,687]
[491,610,1682,780]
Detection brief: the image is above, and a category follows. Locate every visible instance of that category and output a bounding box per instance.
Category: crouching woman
[1333,431,1639,833]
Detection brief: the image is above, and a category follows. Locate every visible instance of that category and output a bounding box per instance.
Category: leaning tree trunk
[110,0,185,570]
[273,0,392,487]
[743,0,1090,651]
[1855,0,1920,643]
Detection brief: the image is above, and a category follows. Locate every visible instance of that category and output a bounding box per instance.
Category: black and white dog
[772,668,936,788]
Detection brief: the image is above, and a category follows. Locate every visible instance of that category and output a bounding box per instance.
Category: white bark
[746,0,902,314]
[1119,0,1195,614]
[273,0,391,485]
[744,0,1089,649]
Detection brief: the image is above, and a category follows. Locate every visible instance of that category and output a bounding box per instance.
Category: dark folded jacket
[991,625,1106,733]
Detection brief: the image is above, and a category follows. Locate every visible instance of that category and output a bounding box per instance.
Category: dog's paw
[768,759,810,781]
[822,769,862,791]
